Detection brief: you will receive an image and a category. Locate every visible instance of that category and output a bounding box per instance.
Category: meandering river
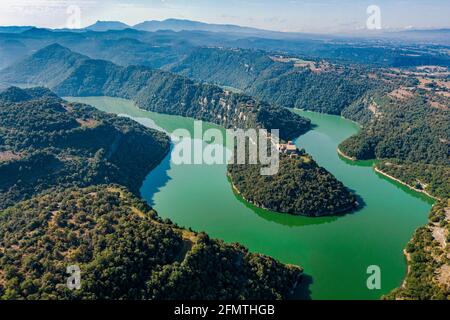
[67,96,434,300]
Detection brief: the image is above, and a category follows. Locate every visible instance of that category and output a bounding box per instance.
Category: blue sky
[0,0,449,33]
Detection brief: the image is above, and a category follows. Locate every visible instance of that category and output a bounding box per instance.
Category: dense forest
[228,152,357,217]
[0,186,302,300]
[171,47,380,114]
[0,87,305,300]
[54,55,311,141]
[0,87,170,209]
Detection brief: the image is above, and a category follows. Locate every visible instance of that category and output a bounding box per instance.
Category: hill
[0,39,28,70]
[1,25,448,72]
[43,47,311,140]
[339,89,449,165]
[0,43,88,88]
[0,26,33,34]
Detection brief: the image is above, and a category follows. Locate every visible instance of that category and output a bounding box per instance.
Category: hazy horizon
[0,0,449,34]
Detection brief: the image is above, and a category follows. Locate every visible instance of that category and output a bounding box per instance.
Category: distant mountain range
[84,18,277,38]
[0,44,311,140]
[0,19,272,36]
[0,19,448,72]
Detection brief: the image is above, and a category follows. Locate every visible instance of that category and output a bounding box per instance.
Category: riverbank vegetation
[376,159,449,300]
[338,93,449,165]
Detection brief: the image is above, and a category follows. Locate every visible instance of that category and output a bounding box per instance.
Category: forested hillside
[0,27,448,74]
[0,39,28,70]
[171,47,379,114]
[377,161,449,200]
[0,186,303,300]
[0,87,170,209]
[1,45,361,217]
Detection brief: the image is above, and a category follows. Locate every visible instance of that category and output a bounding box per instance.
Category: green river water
[67,96,434,300]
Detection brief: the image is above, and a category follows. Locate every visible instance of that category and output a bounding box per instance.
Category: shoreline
[334,144,438,202]
[374,167,440,201]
